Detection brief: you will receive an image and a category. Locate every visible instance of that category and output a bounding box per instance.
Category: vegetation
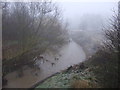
[72,4,119,87]
[2,1,119,88]
[35,63,100,88]
[35,2,119,88]
[2,2,69,76]
[35,46,118,88]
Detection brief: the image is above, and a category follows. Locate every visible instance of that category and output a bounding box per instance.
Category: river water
[4,41,86,88]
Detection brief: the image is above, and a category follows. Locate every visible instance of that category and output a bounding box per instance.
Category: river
[4,41,86,88]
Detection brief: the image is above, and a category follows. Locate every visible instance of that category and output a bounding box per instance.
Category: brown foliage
[71,80,98,88]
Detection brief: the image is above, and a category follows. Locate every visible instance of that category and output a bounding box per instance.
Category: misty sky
[58,2,118,30]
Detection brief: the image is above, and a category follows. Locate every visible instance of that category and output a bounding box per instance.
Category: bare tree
[2,2,68,75]
[104,2,120,55]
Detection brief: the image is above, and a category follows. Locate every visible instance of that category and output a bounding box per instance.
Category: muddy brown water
[4,41,86,88]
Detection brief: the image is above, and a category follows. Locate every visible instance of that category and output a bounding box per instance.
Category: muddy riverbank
[3,41,86,88]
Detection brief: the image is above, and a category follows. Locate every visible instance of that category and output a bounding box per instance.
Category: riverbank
[35,62,100,88]
[3,41,86,88]
[35,48,119,88]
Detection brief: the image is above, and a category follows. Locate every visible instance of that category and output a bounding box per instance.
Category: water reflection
[4,41,86,88]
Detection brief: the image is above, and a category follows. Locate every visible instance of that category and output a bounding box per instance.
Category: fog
[59,2,117,30]
[57,1,118,57]
[2,1,119,88]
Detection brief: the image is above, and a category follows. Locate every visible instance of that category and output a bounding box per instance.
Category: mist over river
[4,41,86,88]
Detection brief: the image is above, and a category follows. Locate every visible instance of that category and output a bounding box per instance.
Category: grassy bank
[35,49,118,88]
[35,62,100,88]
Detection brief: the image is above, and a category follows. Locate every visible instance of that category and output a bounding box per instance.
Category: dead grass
[71,80,99,88]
